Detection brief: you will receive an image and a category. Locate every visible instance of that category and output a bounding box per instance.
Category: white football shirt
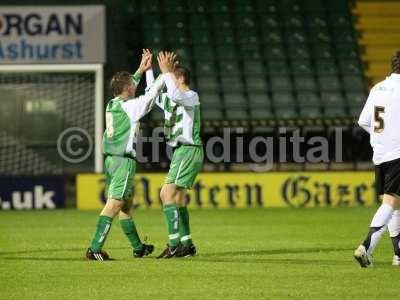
[358,73,400,165]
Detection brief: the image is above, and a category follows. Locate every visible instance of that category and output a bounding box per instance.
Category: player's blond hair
[110,71,132,96]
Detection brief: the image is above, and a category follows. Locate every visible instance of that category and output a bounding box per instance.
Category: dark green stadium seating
[138,0,366,122]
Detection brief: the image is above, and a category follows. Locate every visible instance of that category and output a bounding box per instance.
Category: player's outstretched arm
[144,49,165,109]
[122,50,166,121]
[132,49,153,85]
[158,51,198,106]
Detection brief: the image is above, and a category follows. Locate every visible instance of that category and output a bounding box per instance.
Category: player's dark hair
[110,71,132,96]
[174,66,191,85]
[391,50,400,74]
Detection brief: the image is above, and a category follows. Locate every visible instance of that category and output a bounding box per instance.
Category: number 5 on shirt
[374,106,385,133]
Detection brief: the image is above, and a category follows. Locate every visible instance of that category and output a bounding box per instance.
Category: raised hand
[142,49,153,71]
[157,51,177,74]
[138,49,152,73]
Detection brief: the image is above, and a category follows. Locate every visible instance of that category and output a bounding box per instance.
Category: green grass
[1,208,400,299]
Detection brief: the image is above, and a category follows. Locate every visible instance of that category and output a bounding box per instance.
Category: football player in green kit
[146,51,204,259]
[85,50,166,261]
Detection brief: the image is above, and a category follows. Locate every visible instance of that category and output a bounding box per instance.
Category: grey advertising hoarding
[0,5,105,64]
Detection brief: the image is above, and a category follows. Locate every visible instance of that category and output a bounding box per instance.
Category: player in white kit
[354,50,400,267]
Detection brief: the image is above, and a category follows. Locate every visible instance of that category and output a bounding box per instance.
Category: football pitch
[1,208,399,299]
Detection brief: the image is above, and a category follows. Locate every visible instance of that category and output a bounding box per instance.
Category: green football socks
[90,215,113,252]
[120,218,143,251]
[178,206,193,246]
[163,203,180,246]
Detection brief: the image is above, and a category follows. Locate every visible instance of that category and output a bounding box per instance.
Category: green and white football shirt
[102,74,165,157]
[146,70,202,147]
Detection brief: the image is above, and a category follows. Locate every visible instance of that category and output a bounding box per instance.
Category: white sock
[388,210,400,238]
[370,203,394,227]
[363,203,394,255]
[388,210,400,256]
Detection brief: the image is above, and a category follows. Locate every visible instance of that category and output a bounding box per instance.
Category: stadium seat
[283,15,304,28]
[164,0,187,13]
[216,46,238,60]
[210,0,230,12]
[294,76,317,91]
[346,91,367,108]
[196,76,219,92]
[299,107,323,119]
[339,59,362,75]
[225,108,249,120]
[259,13,280,27]
[243,61,266,75]
[165,13,187,29]
[189,13,208,28]
[273,92,296,106]
[200,92,223,108]
[220,76,244,92]
[323,107,347,118]
[311,43,334,59]
[142,13,163,28]
[141,0,161,13]
[167,29,188,45]
[232,0,255,13]
[274,107,298,119]
[342,76,366,92]
[248,93,272,108]
[318,76,341,91]
[270,76,292,91]
[223,93,248,108]
[315,59,338,75]
[241,44,262,60]
[212,13,232,28]
[250,108,274,119]
[336,43,359,59]
[214,29,235,44]
[201,108,223,119]
[187,0,207,13]
[192,46,215,60]
[268,60,290,75]
[246,77,269,92]
[321,92,345,107]
[291,59,314,75]
[195,61,217,76]
[287,29,308,44]
[237,28,259,44]
[261,30,284,44]
[144,28,164,45]
[265,45,287,60]
[288,44,311,59]
[220,62,241,77]
[234,12,257,28]
[191,29,212,44]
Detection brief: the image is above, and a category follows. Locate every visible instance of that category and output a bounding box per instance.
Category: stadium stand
[136,0,367,125]
[353,1,400,86]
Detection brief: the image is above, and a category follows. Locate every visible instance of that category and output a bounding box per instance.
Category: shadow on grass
[0,247,128,256]
[0,257,93,262]
[191,256,347,265]
[200,246,353,257]
[187,246,354,265]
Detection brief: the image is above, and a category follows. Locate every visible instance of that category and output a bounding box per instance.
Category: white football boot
[354,245,373,268]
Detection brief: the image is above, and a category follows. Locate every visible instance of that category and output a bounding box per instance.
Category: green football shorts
[165,144,204,189]
[104,155,136,200]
